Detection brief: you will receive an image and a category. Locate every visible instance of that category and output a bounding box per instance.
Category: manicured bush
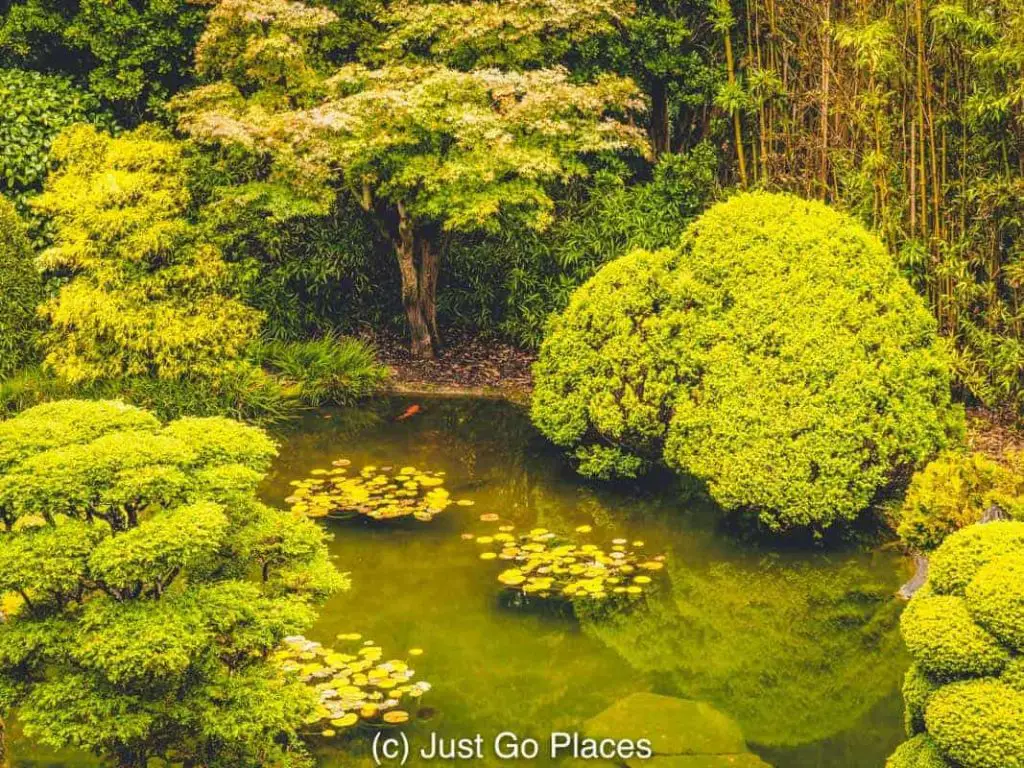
[900,594,1009,679]
[0,196,42,376]
[898,451,1024,552]
[886,734,951,768]
[903,664,940,735]
[0,400,344,766]
[32,124,262,386]
[532,192,962,530]
[890,521,1024,767]
[966,553,1024,652]
[925,679,1024,768]
[927,521,1024,596]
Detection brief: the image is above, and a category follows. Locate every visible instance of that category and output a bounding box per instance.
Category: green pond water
[9,396,913,768]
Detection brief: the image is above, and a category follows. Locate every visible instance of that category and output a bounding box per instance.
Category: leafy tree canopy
[0,399,344,767]
[174,0,649,357]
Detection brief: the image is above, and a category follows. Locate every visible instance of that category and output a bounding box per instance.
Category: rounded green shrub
[886,734,951,768]
[966,553,1024,652]
[532,192,961,530]
[898,451,1020,552]
[890,522,1024,766]
[1002,658,1024,692]
[903,663,941,735]
[928,521,1024,596]
[900,594,1009,679]
[0,196,43,377]
[925,678,1024,768]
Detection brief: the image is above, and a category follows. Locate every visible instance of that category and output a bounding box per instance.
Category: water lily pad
[288,460,463,523]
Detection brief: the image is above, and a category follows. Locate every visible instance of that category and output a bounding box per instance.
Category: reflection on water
[8,397,911,768]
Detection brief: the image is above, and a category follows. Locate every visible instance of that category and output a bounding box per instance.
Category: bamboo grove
[706,0,1024,412]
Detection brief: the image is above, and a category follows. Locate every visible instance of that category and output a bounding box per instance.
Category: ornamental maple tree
[174,0,649,357]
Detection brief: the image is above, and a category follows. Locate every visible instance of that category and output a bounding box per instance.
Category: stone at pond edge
[581,693,771,767]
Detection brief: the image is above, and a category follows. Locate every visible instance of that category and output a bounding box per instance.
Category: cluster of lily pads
[275,634,430,737]
[286,460,474,522]
[464,519,666,601]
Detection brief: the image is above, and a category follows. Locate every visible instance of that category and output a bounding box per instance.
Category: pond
[8,396,912,768]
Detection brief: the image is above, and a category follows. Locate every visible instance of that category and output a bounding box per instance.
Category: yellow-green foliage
[889,521,1024,768]
[0,400,344,765]
[899,594,1009,678]
[0,195,42,376]
[966,554,1024,652]
[899,451,1024,552]
[925,679,1024,768]
[532,192,962,530]
[927,521,1024,596]
[31,124,262,385]
[886,734,951,768]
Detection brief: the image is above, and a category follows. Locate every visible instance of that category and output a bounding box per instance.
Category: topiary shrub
[0,399,344,766]
[889,521,1024,767]
[886,734,951,768]
[925,679,1024,768]
[899,594,1009,679]
[532,191,962,530]
[966,553,1024,652]
[0,196,42,376]
[927,521,1024,596]
[898,451,1024,552]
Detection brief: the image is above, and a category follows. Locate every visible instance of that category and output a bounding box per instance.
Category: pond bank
[368,330,534,406]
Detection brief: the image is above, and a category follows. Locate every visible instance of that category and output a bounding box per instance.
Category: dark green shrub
[0,68,110,203]
[898,451,1024,552]
[966,553,1024,652]
[928,521,1024,596]
[0,0,206,118]
[900,594,1009,679]
[532,192,962,530]
[0,196,42,376]
[0,364,296,425]
[925,679,1024,768]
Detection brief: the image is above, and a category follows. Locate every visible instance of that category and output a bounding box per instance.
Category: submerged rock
[581,692,772,767]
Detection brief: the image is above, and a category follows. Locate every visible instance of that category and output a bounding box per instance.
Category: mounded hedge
[888,521,1024,768]
[532,191,962,530]
[0,195,43,376]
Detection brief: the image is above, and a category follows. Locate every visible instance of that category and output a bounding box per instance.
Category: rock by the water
[581,692,771,767]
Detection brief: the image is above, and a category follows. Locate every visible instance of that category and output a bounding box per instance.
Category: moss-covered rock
[582,693,747,756]
[925,678,1024,768]
[532,192,961,531]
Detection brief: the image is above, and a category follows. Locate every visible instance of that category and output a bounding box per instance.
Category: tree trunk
[393,203,438,358]
[417,237,441,348]
[649,80,671,158]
